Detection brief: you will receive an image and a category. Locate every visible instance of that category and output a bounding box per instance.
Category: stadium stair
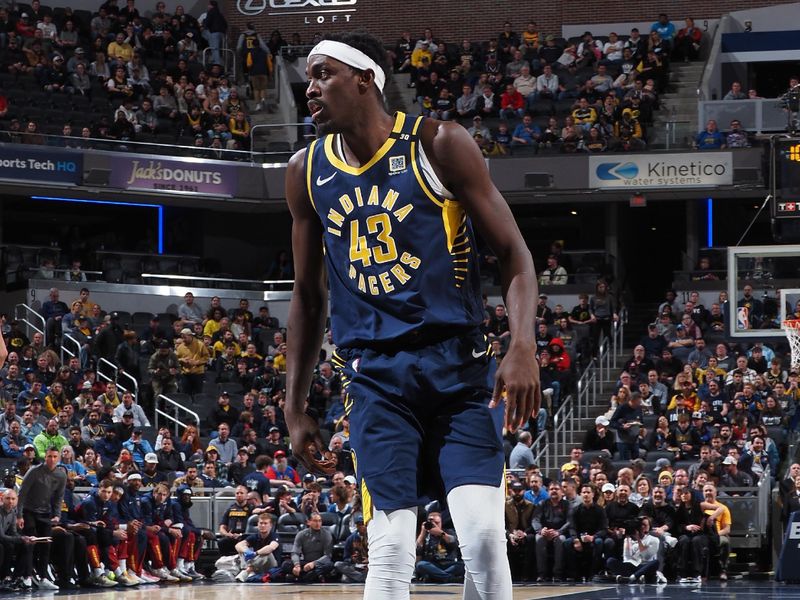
[650,61,705,148]
[386,72,415,114]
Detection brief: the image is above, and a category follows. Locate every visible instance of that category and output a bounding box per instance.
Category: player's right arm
[284,149,335,475]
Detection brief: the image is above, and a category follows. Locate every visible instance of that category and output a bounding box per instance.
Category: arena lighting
[707,198,714,247]
[31,195,164,255]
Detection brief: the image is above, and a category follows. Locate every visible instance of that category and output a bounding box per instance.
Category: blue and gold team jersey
[305,111,485,349]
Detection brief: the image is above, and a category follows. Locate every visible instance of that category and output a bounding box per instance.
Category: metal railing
[249,122,315,162]
[698,98,792,134]
[576,361,598,423]
[720,466,771,549]
[95,357,139,399]
[59,333,81,366]
[279,45,316,58]
[202,47,237,80]
[612,308,627,369]
[140,272,294,291]
[96,357,118,385]
[529,425,553,474]
[0,131,253,161]
[597,335,610,391]
[664,120,694,150]
[697,15,729,102]
[28,268,104,282]
[117,369,139,400]
[156,392,200,438]
[550,393,576,472]
[534,327,619,472]
[14,303,45,346]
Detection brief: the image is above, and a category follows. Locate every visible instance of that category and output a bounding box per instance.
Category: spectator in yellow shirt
[107,32,134,66]
[702,483,731,581]
[571,97,597,133]
[273,343,287,373]
[203,309,224,338]
[176,328,210,396]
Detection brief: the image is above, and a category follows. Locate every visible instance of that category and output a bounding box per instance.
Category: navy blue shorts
[331,329,505,514]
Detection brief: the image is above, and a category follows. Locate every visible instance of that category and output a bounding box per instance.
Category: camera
[423,520,434,530]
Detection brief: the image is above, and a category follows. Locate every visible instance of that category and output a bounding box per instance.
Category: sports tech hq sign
[237,0,357,24]
[588,152,733,189]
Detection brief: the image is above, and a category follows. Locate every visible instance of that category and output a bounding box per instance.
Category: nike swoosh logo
[316,173,337,186]
[472,349,486,358]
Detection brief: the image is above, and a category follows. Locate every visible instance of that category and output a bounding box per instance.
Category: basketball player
[285,32,540,600]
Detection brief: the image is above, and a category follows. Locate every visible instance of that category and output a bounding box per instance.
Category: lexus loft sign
[237,0,357,23]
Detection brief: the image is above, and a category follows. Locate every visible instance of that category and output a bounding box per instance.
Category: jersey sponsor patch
[389,155,406,173]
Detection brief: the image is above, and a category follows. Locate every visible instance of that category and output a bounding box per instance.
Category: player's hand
[287,411,336,475]
[490,342,540,433]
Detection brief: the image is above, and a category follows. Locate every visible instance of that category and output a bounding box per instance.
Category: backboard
[727,244,800,338]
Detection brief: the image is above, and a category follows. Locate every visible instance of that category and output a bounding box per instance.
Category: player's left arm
[424,120,540,432]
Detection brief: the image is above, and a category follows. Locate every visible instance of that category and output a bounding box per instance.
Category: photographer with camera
[414,511,464,583]
[605,516,660,583]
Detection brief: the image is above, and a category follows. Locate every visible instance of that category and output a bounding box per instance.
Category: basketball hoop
[782,319,800,371]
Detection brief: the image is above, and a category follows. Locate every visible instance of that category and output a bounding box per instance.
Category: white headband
[308,39,386,93]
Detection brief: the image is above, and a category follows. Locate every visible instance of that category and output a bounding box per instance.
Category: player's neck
[337,109,397,167]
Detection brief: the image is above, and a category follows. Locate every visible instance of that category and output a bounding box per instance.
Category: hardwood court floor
[12,580,800,600]
[10,581,605,599]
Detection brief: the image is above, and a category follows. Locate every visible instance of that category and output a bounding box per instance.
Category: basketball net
[783,319,800,371]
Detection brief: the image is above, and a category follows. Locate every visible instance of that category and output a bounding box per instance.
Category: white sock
[119,559,127,572]
[363,507,417,600]
[114,567,124,577]
[177,558,185,570]
[186,561,194,571]
[93,567,104,578]
[447,484,512,600]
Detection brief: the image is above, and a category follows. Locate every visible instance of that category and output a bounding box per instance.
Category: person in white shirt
[112,392,151,427]
[605,516,661,583]
[602,32,624,63]
[513,65,536,100]
[538,255,568,286]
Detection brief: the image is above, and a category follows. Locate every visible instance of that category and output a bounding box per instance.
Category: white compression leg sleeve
[363,507,418,600]
[447,484,512,600]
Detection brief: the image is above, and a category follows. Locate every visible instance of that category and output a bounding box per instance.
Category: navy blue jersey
[118,488,144,522]
[305,111,484,349]
[242,471,271,498]
[245,529,277,551]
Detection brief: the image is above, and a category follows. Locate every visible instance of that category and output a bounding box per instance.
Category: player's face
[306,55,366,135]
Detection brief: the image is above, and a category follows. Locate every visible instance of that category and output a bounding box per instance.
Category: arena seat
[644,450,675,464]
[219,382,244,396]
[131,311,156,327]
[277,512,306,554]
